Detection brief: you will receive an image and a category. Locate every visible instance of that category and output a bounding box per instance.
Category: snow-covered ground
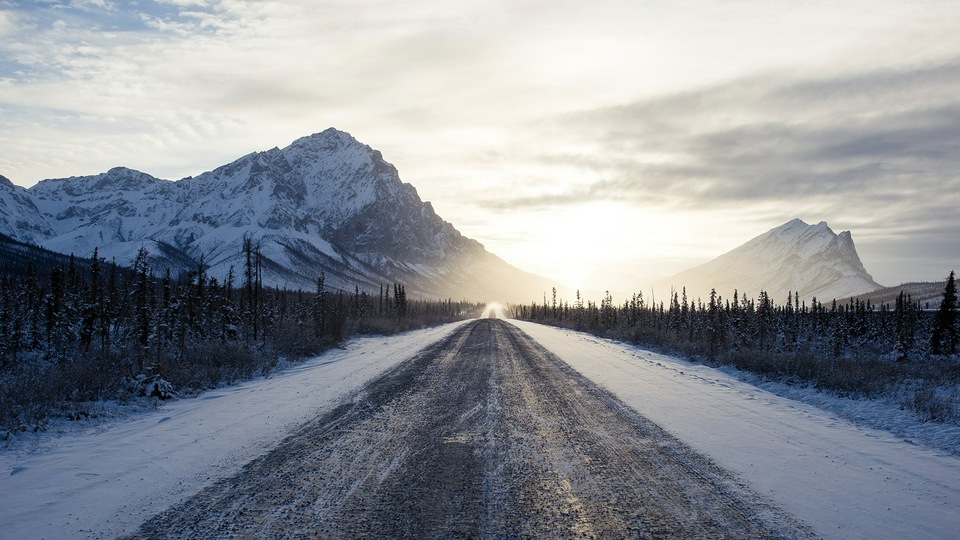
[0,320,470,539]
[3,316,959,539]
[508,319,960,540]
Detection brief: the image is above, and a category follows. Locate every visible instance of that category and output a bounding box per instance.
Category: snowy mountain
[0,174,55,243]
[655,219,882,303]
[2,129,552,302]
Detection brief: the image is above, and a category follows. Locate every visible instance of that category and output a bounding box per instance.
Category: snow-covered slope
[656,219,882,303]
[3,129,552,302]
[0,174,55,244]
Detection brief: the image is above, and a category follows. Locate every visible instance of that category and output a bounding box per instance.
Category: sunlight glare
[485,201,708,295]
[482,302,504,319]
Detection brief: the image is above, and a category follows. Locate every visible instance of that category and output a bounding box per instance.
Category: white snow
[0,320,469,539]
[655,218,881,303]
[507,319,960,540]
[0,177,55,243]
[2,129,481,294]
[3,316,959,539]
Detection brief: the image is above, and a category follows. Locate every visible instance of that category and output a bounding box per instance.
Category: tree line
[515,272,959,424]
[0,241,483,436]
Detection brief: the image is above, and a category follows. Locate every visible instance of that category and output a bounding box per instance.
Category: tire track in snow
[127,319,815,539]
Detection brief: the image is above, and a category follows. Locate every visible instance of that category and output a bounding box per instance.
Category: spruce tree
[931,271,958,355]
[132,248,152,371]
[45,265,64,345]
[313,272,326,338]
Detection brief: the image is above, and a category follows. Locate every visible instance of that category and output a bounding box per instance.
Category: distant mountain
[837,281,949,309]
[655,219,883,303]
[1,129,552,302]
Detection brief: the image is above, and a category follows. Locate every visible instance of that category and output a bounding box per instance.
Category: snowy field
[2,316,959,539]
[0,321,470,539]
[508,319,960,540]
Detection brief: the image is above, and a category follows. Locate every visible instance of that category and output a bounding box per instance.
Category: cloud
[467,59,960,284]
[2,0,959,288]
[486,59,960,217]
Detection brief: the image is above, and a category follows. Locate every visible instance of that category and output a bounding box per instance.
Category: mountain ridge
[654,218,883,303]
[1,128,553,302]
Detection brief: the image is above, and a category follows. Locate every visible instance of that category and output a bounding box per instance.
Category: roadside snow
[5,315,959,540]
[724,366,960,457]
[508,319,960,540]
[0,320,469,539]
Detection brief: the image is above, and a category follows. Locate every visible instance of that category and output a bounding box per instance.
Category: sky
[1,0,959,295]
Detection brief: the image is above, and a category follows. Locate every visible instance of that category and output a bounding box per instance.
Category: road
[128,318,815,539]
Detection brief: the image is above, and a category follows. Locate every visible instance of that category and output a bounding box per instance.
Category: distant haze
[2,1,958,297]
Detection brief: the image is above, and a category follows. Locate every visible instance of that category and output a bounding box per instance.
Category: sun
[478,200,720,297]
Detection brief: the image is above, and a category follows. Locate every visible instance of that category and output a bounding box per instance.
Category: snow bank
[508,319,960,540]
[0,321,469,539]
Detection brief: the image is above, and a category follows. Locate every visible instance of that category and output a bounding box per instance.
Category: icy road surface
[0,321,471,539]
[128,318,813,539]
[2,316,959,539]
[510,319,960,540]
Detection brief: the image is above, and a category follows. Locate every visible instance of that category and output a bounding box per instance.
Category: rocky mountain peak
[656,218,882,303]
[0,129,553,302]
[286,128,369,159]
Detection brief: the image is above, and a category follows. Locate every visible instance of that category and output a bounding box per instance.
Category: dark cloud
[488,59,960,219]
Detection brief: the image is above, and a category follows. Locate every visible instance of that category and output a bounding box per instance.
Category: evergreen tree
[132,247,152,371]
[551,287,557,319]
[931,271,958,354]
[707,288,721,355]
[313,272,326,338]
[894,291,917,361]
[79,248,101,351]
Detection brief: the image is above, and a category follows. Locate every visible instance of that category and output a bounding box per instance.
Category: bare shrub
[268,320,331,360]
[0,358,54,433]
[913,385,954,423]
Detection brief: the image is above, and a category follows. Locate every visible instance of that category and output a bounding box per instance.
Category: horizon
[2,1,959,293]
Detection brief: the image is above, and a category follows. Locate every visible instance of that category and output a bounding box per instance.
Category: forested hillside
[0,233,103,279]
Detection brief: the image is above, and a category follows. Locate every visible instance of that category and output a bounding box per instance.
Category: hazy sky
[2,0,959,295]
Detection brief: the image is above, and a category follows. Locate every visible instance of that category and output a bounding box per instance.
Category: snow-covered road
[2,317,959,539]
[128,319,813,538]
[0,320,471,539]
[509,319,960,540]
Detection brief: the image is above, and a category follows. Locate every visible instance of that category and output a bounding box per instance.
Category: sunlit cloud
[468,60,960,288]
